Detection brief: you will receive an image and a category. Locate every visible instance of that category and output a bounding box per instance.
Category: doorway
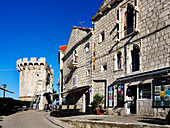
[128,86,137,114]
[85,92,90,112]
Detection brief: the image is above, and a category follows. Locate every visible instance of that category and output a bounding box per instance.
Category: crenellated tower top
[16,57,49,72]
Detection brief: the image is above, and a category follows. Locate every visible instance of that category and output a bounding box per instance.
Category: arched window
[117,51,122,69]
[126,4,134,35]
[131,45,140,72]
[119,1,139,39]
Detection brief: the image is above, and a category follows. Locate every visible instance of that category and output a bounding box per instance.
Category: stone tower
[16,57,53,110]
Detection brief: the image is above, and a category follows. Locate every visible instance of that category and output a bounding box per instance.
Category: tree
[93,93,104,110]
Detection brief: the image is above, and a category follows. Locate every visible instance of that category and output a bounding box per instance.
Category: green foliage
[93,93,104,109]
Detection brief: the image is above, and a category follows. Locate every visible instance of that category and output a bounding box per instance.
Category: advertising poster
[108,86,113,107]
[153,77,170,108]
[155,96,160,101]
[155,86,161,92]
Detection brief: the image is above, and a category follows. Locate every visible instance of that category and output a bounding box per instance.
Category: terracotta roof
[73,26,91,30]
[59,45,67,51]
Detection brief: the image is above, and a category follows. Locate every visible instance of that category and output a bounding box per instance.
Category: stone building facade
[16,57,53,110]
[59,0,169,117]
[62,26,93,112]
[92,0,170,117]
[58,45,67,104]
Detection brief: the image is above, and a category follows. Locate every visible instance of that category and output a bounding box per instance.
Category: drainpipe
[93,79,108,109]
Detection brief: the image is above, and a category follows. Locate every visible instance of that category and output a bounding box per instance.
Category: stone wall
[92,0,170,116]
[16,57,53,110]
[93,0,170,84]
[137,100,154,116]
[63,27,93,105]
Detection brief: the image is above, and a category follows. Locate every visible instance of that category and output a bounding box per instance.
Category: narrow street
[0,110,61,128]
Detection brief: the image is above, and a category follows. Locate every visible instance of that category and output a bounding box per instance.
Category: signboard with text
[153,76,170,108]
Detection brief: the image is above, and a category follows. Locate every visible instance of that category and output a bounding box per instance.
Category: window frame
[85,42,90,53]
[99,31,105,43]
[117,84,124,107]
[118,0,139,39]
[101,64,107,72]
[73,75,77,86]
[86,69,90,76]
[139,83,151,100]
[117,51,122,70]
[131,45,140,72]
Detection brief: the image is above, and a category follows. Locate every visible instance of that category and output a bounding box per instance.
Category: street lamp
[2,84,7,98]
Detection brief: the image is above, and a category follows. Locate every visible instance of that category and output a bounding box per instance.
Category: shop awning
[141,79,153,84]
[50,85,91,96]
[0,86,14,93]
[129,81,141,86]
[67,85,91,94]
[128,79,153,86]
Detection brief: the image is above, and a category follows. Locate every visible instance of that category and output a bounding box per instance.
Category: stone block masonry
[16,57,53,110]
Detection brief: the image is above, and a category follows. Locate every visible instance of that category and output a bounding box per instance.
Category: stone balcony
[67,57,78,70]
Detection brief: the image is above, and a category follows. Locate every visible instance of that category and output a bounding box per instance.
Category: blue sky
[0,0,103,99]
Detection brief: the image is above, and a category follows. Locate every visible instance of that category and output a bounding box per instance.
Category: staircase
[30,91,41,110]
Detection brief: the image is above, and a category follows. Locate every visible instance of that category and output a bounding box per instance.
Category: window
[119,0,139,39]
[123,5,134,36]
[108,86,114,107]
[117,9,119,39]
[86,70,90,76]
[139,83,151,99]
[117,51,122,69]
[85,43,90,52]
[73,50,78,63]
[73,75,77,86]
[114,51,122,70]
[117,85,124,107]
[131,45,140,72]
[101,64,107,72]
[126,5,134,35]
[99,31,105,43]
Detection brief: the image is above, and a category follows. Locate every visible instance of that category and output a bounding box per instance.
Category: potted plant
[93,93,104,115]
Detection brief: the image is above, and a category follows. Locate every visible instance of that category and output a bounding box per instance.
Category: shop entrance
[127,86,137,114]
[85,92,90,112]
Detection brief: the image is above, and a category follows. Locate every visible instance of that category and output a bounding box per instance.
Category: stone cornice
[91,0,122,21]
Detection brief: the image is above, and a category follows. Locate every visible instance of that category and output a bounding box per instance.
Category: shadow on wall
[65,68,76,84]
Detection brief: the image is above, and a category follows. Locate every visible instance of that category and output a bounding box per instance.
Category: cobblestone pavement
[0,110,60,128]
